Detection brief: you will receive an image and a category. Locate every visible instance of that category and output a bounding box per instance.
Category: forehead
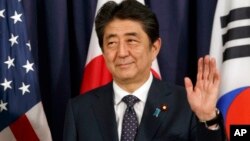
[103,19,146,38]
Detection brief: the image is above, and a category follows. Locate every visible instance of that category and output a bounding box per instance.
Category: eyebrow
[105,34,117,41]
[105,32,138,40]
[124,32,138,37]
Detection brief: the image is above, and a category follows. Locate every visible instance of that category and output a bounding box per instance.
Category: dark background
[22,0,217,140]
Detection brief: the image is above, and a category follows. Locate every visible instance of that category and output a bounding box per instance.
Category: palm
[184,56,220,121]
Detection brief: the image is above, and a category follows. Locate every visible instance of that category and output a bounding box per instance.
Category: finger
[208,57,215,82]
[196,57,203,82]
[214,71,220,86]
[184,77,193,95]
[210,58,220,85]
[213,59,220,86]
[203,55,210,81]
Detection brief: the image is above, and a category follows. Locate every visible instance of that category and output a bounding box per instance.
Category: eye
[107,41,117,47]
[127,39,137,44]
[108,42,114,45]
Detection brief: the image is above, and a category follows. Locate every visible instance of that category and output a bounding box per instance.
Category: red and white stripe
[80,0,161,94]
[0,102,52,141]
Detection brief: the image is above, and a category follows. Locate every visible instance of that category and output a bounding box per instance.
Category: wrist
[207,124,220,130]
[199,108,221,128]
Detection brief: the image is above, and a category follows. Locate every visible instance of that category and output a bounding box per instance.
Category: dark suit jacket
[63,78,226,141]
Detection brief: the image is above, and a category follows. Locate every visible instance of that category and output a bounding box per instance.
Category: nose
[117,42,129,58]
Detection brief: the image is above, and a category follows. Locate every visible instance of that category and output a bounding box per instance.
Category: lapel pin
[160,104,168,112]
[153,108,161,117]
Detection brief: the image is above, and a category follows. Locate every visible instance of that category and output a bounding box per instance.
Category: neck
[114,73,151,93]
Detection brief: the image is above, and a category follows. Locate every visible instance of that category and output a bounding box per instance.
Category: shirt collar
[113,73,153,105]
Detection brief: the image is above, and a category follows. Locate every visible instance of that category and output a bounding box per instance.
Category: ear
[151,38,161,60]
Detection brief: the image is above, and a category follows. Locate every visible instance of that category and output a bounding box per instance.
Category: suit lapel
[92,83,119,141]
[136,78,172,141]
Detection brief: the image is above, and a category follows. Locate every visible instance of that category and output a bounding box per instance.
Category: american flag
[0,0,52,140]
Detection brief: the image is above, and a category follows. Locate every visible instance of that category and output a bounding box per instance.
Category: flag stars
[22,60,34,73]
[0,9,5,18]
[0,100,8,112]
[4,56,15,69]
[10,11,22,24]
[9,34,19,46]
[19,82,30,95]
[26,41,31,51]
[1,78,12,91]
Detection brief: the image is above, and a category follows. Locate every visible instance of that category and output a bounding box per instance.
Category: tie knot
[122,95,139,108]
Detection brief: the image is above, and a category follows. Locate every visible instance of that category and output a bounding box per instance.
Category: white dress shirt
[113,73,153,141]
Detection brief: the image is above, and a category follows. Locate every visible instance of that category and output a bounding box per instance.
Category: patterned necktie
[121,95,140,141]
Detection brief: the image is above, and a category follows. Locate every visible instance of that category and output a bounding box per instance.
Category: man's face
[102,19,161,85]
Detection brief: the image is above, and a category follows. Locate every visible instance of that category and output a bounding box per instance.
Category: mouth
[116,62,134,68]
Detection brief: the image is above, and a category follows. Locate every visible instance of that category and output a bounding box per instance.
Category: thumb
[184,77,193,95]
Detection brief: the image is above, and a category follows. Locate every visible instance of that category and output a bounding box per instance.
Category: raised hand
[184,55,220,121]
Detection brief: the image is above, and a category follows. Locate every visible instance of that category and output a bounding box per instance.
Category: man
[63,0,226,141]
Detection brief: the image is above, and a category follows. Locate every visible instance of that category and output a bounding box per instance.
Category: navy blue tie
[121,95,140,141]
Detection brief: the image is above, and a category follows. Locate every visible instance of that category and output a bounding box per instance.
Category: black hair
[95,0,159,49]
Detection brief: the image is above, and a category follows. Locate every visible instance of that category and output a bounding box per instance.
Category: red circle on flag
[226,87,250,139]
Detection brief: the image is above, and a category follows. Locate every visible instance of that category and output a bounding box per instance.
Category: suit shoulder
[70,82,112,106]
[156,79,186,94]
[153,79,188,104]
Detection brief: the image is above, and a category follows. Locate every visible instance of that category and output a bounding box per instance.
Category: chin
[116,73,136,81]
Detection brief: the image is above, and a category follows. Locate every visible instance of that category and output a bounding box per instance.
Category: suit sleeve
[63,100,77,141]
[191,113,227,141]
